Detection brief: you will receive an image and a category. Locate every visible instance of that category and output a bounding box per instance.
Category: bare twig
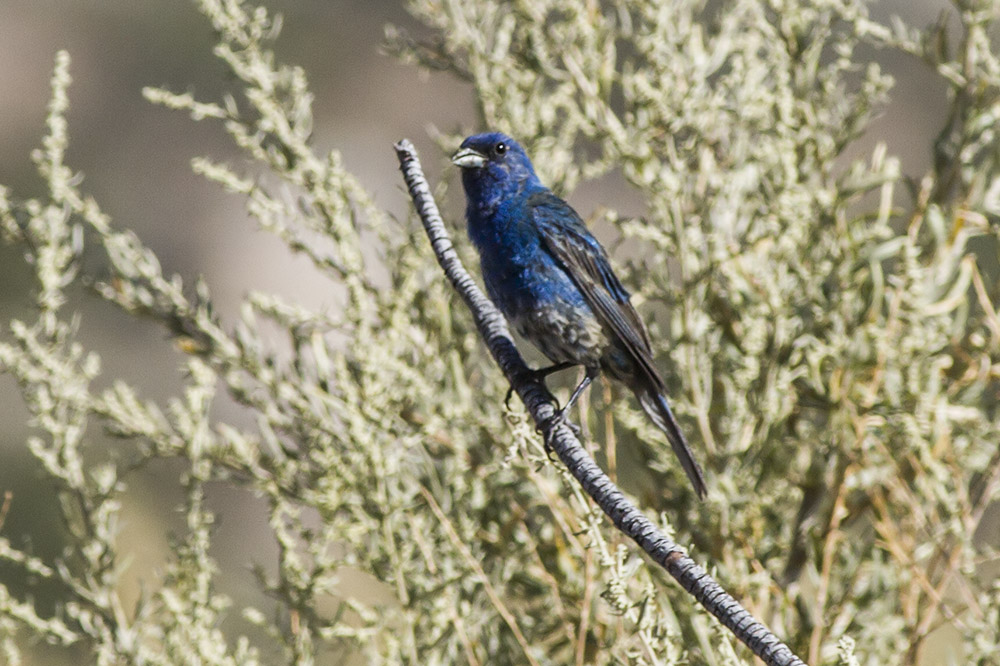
[395,138,808,666]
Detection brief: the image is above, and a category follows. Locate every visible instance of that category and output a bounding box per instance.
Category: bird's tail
[637,390,707,499]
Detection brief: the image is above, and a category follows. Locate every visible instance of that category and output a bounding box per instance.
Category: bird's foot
[504,362,577,409]
[504,375,541,409]
[504,384,518,410]
[535,409,581,458]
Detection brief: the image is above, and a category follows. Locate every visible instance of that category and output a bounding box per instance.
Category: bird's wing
[530,190,707,497]
[528,190,663,390]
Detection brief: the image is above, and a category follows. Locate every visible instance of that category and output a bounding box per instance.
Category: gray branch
[394,138,807,666]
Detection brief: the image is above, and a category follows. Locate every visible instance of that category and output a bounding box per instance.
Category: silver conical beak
[451,147,487,169]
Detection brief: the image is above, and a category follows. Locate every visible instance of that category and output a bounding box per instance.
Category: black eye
[495,142,507,155]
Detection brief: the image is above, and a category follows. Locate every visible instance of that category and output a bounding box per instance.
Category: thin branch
[395,139,808,666]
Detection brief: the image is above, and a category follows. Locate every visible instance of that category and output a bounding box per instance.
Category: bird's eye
[495,142,507,155]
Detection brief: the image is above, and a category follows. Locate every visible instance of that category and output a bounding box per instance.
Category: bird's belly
[481,248,606,366]
[510,297,606,367]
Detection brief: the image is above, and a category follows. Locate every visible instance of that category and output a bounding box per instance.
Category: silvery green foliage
[391,0,1000,663]
[0,2,996,666]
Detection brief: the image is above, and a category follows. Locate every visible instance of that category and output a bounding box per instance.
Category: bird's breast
[469,201,608,366]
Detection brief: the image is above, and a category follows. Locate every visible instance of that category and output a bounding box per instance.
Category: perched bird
[452,132,707,498]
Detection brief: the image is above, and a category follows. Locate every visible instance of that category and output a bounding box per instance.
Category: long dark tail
[637,390,707,499]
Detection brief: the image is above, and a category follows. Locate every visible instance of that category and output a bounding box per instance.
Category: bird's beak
[451,147,487,169]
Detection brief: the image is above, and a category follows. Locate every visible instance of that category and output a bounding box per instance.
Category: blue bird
[452,132,707,498]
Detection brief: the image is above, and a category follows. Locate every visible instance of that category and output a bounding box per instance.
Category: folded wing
[529,190,707,498]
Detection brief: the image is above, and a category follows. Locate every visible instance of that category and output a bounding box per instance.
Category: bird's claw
[505,372,542,410]
[506,363,576,411]
[535,410,581,459]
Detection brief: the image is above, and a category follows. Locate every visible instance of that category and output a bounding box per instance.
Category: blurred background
[0,0,967,662]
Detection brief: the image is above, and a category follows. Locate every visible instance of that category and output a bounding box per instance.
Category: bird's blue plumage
[452,132,707,498]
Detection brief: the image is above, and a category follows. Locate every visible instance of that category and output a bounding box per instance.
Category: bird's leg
[561,367,598,415]
[538,366,599,454]
[504,361,578,409]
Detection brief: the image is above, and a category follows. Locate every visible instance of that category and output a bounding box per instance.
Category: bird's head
[451,133,542,206]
